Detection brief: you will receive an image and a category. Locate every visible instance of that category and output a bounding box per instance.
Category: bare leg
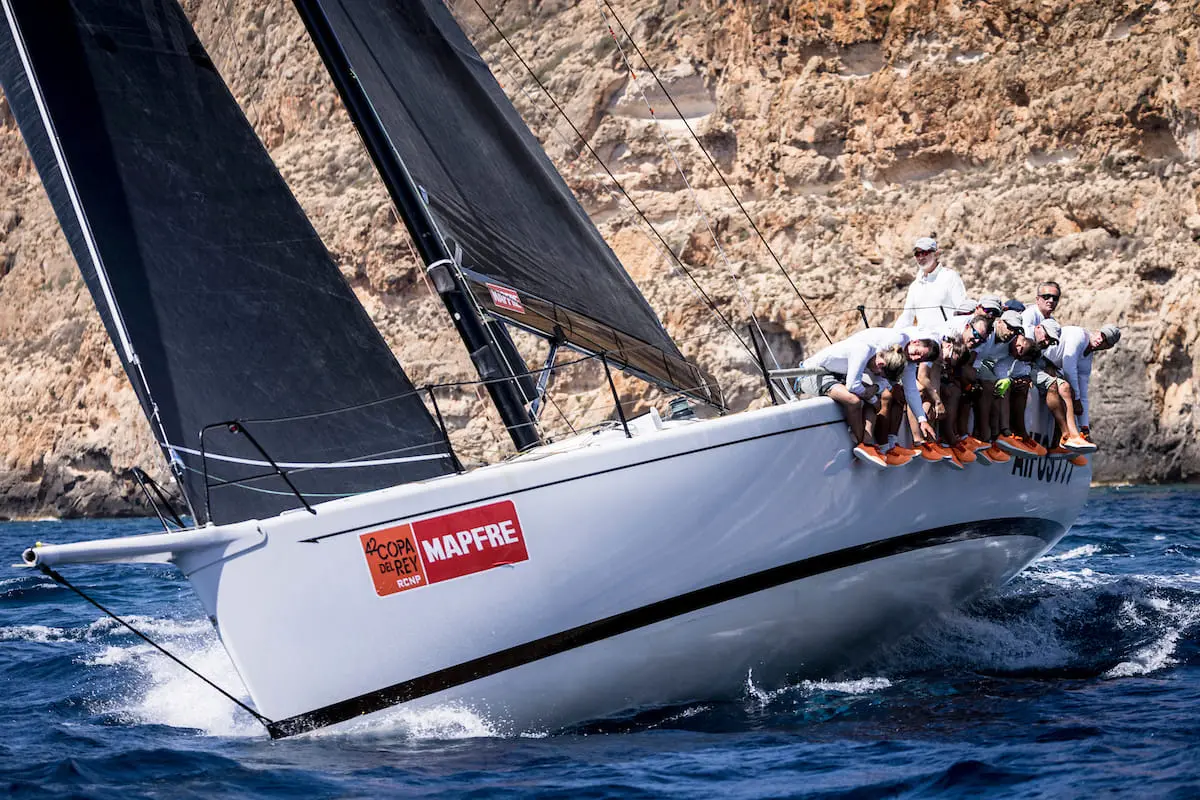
[1044,384,1071,444]
[827,385,865,444]
[1056,381,1083,439]
[863,404,878,444]
[875,388,898,446]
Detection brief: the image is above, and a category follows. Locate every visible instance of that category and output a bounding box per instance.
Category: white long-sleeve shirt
[803,338,874,397]
[930,314,974,343]
[1014,307,1051,378]
[1041,325,1094,425]
[893,266,967,329]
[973,330,1018,378]
[849,327,928,423]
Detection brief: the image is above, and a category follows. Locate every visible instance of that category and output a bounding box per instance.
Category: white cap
[1000,309,1024,330]
[978,296,1003,313]
[955,299,978,315]
[914,237,938,252]
[1039,318,1062,344]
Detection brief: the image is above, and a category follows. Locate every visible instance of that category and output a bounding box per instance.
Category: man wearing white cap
[894,237,967,329]
[1040,324,1122,462]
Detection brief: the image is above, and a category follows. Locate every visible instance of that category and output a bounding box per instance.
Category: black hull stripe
[303,417,844,543]
[268,516,1063,738]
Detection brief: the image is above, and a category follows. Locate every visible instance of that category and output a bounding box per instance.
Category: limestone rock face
[1,0,1198,517]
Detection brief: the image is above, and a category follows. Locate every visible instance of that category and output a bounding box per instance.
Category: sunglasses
[982,308,1001,317]
[1039,293,1060,301]
[913,249,936,257]
[968,327,986,344]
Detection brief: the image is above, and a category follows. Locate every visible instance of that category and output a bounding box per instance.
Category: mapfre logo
[360,501,528,597]
[486,283,525,314]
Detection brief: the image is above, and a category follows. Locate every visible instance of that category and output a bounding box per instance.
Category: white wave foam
[0,624,70,643]
[800,677,892,694]
[77,614,261,738]
[744,669,892,706]
[311,702,501,740]
[1105,596,1200,679]
[1042,544,1101,562]
[83,615,213,641]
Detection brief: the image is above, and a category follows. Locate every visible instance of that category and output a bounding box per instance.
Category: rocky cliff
[1,0,1197,518]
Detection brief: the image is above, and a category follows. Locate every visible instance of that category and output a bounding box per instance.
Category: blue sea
[2,486,1198,798]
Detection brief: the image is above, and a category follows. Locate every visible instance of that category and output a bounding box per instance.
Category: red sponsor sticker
[360,501,527,596]
[412,500,528,584]
[486,283,525,314]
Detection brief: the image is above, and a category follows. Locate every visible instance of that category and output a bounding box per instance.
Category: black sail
[296,0,721,405]
[0,0,455,525]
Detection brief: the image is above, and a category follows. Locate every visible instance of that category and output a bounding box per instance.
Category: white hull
[26,399,1089,737]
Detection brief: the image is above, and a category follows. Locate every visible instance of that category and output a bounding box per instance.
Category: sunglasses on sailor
[913,248,936,257]
[1039,293,1060,302]
[968,327,986,345]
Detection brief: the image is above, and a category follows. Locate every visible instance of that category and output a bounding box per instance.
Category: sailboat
[2,0,1089,738]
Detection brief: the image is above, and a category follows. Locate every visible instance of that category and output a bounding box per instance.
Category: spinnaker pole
[291,0,540,452]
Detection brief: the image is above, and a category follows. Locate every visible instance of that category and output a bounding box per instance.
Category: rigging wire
[597,0,833,346]
[38,564,273,731]
[593,0,781,367]
[467,0,756,364]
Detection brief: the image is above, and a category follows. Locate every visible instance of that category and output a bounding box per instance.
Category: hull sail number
[359,501,528,596]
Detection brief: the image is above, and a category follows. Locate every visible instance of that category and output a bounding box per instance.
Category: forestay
[296,0,721,405]
[0,0,455,525]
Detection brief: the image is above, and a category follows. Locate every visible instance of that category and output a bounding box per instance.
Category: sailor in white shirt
[893,237,968,329]
[1041,324,1121,456]
[968,309,1027,462]
[798,328,940,467]
[851,327,944,460]
[992,330,1048,458]
[1020,281,1062,338]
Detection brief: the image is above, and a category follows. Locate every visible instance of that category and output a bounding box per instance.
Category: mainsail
[292,0,722,406]
[0,0,456,525]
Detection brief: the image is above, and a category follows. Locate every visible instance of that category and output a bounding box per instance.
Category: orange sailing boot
[951,441,977,464]
[853,443,889,469]
[1062,435,1098,454]
[884,448,914,467]
[996,433,1037,458]
[960,435,990,453]
[917,441,948,462]
[1017,435,1048,457]
[978,443,1011,464]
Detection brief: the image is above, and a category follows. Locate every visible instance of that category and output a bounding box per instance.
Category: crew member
[1041,323,1122,463]
[797,336,910,468]
[893,237,967,329]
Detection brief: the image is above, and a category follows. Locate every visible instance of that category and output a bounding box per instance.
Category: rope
[597,0,833,346]
[593,0,780,367]
[38,564,273,730]
[467,0,756,364]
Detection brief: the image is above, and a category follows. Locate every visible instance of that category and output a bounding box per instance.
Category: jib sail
[0,0,456,525]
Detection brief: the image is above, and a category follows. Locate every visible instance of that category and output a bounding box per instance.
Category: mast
[291,0,540,452]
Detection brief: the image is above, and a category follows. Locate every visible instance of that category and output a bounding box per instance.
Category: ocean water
[2,486,1197,798]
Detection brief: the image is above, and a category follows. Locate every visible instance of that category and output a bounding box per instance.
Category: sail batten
[303,0,722,406]
[0,0,456,525]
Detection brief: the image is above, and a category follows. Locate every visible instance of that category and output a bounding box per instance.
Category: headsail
[0,0,456,525]
[292,0,722,406]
